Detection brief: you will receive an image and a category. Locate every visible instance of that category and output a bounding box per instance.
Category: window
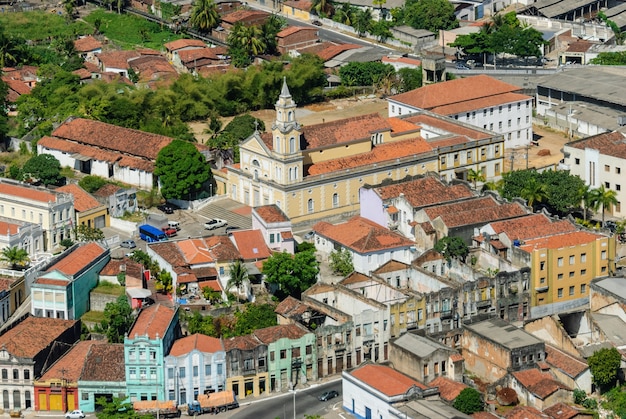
[569,255,575,265]
[292,347,300,358]
[355,325,361,336]
[605,165,610,172]
[23,370,29,380]
[617,184,622,191]
[306,345,312,355]
[495,163,500,175]
[193,366,198,377]
[507,119,511,127]
[617,167,622,174]
[569,286,575,296]
[205,365,211,375]
[508,104,512,111]
[499,106,502,113]
[179,367,186,378]
[270,352,275,361]
[540,277,545,284]
[332,193,339,208]
[289,137,295,153]
[557,257,563,267]
[558,288,563,298]
[526,115,530,123]
[489,123,493,130]
[602,250,607,260]
[130,368,136,379]
[440,156,446,165]
[280,350,286,359]
[168,368,174,379]
[540,261,545,271]
[217,364,223,375]
[557,273,563,280]
[307,199,314,214]
[498,121,503,130]
[575,158,580,165]
[581,269,587,276]
[490,107,493,115]
[605,182,610,188]
[581,284,587,294]
[569,271,575,278]
[424,364,429,376]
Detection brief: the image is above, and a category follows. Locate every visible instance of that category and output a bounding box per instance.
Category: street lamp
[289,382,296,419]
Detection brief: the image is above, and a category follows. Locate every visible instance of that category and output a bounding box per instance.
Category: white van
[168,221,181,231]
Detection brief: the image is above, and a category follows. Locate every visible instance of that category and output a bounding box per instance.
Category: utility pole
[510,153,515,171]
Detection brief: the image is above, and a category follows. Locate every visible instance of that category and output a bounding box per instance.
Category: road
[231,381,342,419]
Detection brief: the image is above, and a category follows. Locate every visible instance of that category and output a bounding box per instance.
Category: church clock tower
[271,78,303,185]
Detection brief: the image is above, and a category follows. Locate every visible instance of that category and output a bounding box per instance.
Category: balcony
[242,368,257,376]
[476,299,491,309]
[535,285,549,293]
[440,310,453,320]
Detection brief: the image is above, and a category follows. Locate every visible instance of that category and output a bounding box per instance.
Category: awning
[245,262,261,276]
[71,153,91,162]
[126,288,152,299]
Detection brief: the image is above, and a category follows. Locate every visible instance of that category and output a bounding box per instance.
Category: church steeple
[273,77,300,135]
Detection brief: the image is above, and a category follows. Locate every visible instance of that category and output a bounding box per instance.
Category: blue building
[164,334,226,404]
[125,304,180,402]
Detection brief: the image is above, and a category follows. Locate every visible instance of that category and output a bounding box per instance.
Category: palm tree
[311,0,333,17]
[520,178,548,209]
[354,8,373,37]
[228,23,266,57]
[190,0,220,32]
[467,168,486,190]
[578,184,593,221]
[227,260,248,296]
[589,185,618,226]
[334,3,355,26]
[482,179,504,194]
[0,247,30,270]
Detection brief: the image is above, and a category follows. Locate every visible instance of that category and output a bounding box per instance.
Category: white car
[66,410,85,419]
[204,218,227,230]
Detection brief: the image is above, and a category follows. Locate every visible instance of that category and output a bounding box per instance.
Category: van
[168,221,181,231]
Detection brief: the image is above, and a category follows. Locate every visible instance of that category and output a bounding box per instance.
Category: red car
[162,227,177,237]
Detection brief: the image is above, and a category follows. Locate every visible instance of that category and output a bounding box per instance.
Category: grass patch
[82,310,105,324]
[0,11,91,41]
[93,281,125,296]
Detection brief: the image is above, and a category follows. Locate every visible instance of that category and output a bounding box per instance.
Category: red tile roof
[431,92,531,116]
[520,230,604,252]
[72,68,92,80]
[254,205,289,223]
[301,113,390,150]
[387,117,421,134]
[505,406,550,419]
[372,260,410,274]
[545,345,588,378]
[424,196,527,228]
[230,230,271,260]
[382,55,422,67]
[313,216,415,254]
[350,364,428,397]
[169,333,224,356]
[74,36,103,52]
[428,376,467,402]
[198,279,222,292]
[566,131,626,159]
[47,242,107,276]
[315,43,360,61]
[177,47,228,63]
[80,342,125,382]
[277,26,319,38]
[97,50,141,69]
[405,114,491,140]
[512,368,571,399]
[275,296,302,316]
[220,9,269,24]
[282,0,312,11]
[389,75,522,111]
[375,175,473,209]
[129,304,176,339]
[488,214,577,242]
[0,221,20,235]
[164,39,207,52]
[0,181,60,203]
[39,340,98,382]
[223,334,262,351]
[542,402,581,419]
[253,324,308,344]
[34,276,69,286]
[0,317,77,358]
[175,236,242,265]
[307,136,433,176]
[57,184,102,212]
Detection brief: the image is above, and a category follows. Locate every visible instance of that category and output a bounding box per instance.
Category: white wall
[342,372,394,419]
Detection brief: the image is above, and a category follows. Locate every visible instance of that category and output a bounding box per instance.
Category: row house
[0,317,81,411]
[0,179,74,253]
[251,205,295,254]
[388,74,533,150]
[56,184,109,230]
[164,334,226,405]
[223,335,268,400]
[124,304,181,402]
[31,242,110,320]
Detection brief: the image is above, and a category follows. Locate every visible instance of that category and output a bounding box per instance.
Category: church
[216,79,505,224]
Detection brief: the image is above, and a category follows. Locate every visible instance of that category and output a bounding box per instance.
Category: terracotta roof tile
[315,43,360,61]
[72,68,92,80]
[542,402,581,419]
[254,205,289,223]
[275,296,302,315]
[282,0,312,11]
[413,249,444,264]
[34,276,69,286]
[405,114,491,140]
[253,324,308,344]
[47,242,107,276]
[177,47,228,63]
[174,236,241,265]
[387,117,421,134]
[313,216,415,254]
[302,113,390,149]
[56,184,102,212]
[566,131,626,159]
[220,9,269,24]
[340,272,373,285]
[450,353,464,362]
[281,231,293,240]
[307,136,432,176]
[198,279,222,292]
[373,260,410,274]
[74,36,102,52]
[567,40,593,52]
[191,266,218,280]
[0,317,77,358]
[93,184,122,197]
[97,50,141,69]
[375,175,473,208]
[80,342,125,382]
[277,26,319,37]
[223,334,262,351]
[428,376,467,402]
[0,278,15,292]
[0,221,20,235]
[164,39,207,52]
[382,55,422,67]
[230,230,271,260]
[424,196,527,228]
[169,333,224,356]
[350,364,428,397]
[545,345,588,378]
[488,214,577,242]
[472,413,500,419]
[512,368,571,399]
[0,181,62,203]
[431,92,532,116]
[39,340,97,382]
[129,304,176,339]
[389,74,522,111]
[505,406,550,419]
[520,230,604,251]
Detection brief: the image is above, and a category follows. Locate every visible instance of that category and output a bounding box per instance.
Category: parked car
[162,227,178,237]
[121,240,136,249]
[66,410,85,419]
[204,219,227,230]
[157,204,174,214]
[304,231,315,240]
[319,391,339,401]
[455,62,470,70]
[311,19,322,26]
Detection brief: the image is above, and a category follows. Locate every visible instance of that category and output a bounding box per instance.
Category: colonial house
[56,184,108,230]
[0,219,44,262]
[223,335,268,400]
[73,36,103,63]
[0,276,26,328]
[544,344,592,394]
[31,242,110,320]
[219,80,504,224]
[177,47,229,74]
[0,317,81,411]
[92,184,138,218]
[77,343,126,412]
[0,179,74,252]
[37,117,209,190]
[388,74,533,149]
[164,334,226,404]
[312,216,415,275]
[163,39,207,68]
[508,367,573,411]
[213,10,270,43]
[124,304,181,402]
[251,205,295,254]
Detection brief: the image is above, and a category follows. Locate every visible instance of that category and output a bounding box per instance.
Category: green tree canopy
[232,302,278,336]
[339,62,395,86]
[0,246,30,269]
[588,347,621,391]
[397,67,423,92]
[590,51,626,65]
[78,175,107,193]
[453,388,484,414]
[97,295,133,343]
[401,0,459,33]
[155,139,212,200]
[329,248,354,276]
[589,184,619,225]
[22,154,62,186]
[434,236,468,262]
[74,224,105,242]
[262,250,319,298]
[190,0,220,32]
[96,396,143,419]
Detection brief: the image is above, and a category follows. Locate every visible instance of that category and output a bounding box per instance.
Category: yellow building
[57,184,109,230]
[520,230,615,315]
[219,80,505,224]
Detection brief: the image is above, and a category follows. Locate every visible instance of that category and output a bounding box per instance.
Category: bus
[139,224,167,242]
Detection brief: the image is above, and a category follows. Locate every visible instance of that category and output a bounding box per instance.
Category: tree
[354,8,373,36]
[22,154,63,186]
[74,224,105,242]
[190,0,220,32]
[453,388,484,414]
[227,260,248,296]
[434,236,468,262]
[370,20,393,42]
[232,303,277,336]
[155,269,173,294]
[208,114,265,164]
[397,67,422,92]
[262,15,286,55]
[154,139,212,200]
[598,11,625,45]
[0,246,30,269]
[79,175,107,193]
[590,51,626,65]
[187,311,218,336]
[96,396,143,419]
[333,3,356,25]
[97,295,133,343]
[0,78,7,142]
[329,248,354,276]
[339,62,394,86]
[311,0,333,17]
[520,177,548,209]
[589,185,619,226]
[262,250,319,298]
[228,23,266,64]
[467,168,486,189]
[588,347,621,391]
[402,0,458,33]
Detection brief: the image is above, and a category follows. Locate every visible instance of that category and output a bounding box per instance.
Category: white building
[388,74,533,150]
[563,131,626,218]
[312,216,415,275]
[251,205,295,254]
